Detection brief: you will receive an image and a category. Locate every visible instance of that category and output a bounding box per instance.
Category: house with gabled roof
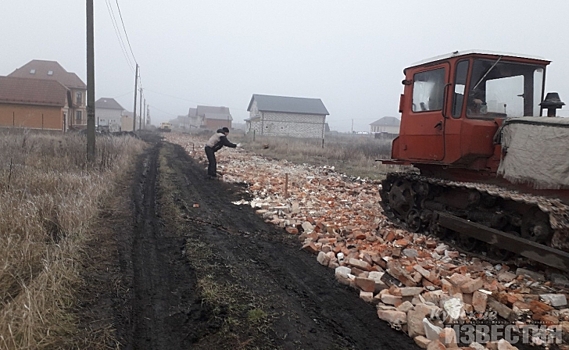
[0,76,70,131]
[8,60,87,130]
[370,116,400,134]
[95,98,125,132]
[195,105,232,130]
[168,115,191,130]
[246,94,329,138]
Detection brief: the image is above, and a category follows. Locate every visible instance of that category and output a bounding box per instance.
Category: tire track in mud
[128,142,199,350]
[119,136,418,349]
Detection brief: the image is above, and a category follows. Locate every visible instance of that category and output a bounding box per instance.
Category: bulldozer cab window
[412,68,445,112]
[467,59,545,119]
[452,60,469,118]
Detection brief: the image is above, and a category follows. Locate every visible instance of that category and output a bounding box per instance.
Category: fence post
[284,173,289,198]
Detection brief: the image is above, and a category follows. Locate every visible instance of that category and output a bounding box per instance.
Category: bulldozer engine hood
[498,116,569,189]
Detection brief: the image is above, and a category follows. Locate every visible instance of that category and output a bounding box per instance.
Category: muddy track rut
[118,137,418,349]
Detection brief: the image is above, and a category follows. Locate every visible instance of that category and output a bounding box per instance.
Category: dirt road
[101,136,418,350]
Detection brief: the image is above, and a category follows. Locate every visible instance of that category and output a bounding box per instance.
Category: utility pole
[86,0,96,161]
[351,119,354,134]
[132,64,139,131]
[139,88,143,131]
[143,98,146,128]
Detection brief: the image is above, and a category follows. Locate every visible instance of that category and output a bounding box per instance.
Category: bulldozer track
[380,206,509,267]
[381,172,569,271]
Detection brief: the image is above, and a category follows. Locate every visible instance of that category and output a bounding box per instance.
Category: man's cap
[222,127,229,133]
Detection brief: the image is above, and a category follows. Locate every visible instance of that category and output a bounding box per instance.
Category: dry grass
[239,133,398,179]
[0,130,145,349]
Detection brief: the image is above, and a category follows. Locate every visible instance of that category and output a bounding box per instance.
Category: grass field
[238,133,399,179]
[0,131,145,349]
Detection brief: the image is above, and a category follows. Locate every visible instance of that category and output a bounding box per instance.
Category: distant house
[8,60,87,130]
[370,116,400,134]
[95,98,125,132]
[169,115,188,130]
[187,107,203,129]
[0,76,70,131]
[195,105,232,130]
[246,94,329,138]
[181,106,232,130]
[169,115,198,130]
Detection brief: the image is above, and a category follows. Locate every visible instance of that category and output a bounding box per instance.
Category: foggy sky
[2,0,569,132]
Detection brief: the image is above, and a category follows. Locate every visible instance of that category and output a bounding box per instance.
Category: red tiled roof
[0,76,68,107]
[8,60,86,90]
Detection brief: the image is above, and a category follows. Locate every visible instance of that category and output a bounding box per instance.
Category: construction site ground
[80,133,418,350]
[78,131,569,350]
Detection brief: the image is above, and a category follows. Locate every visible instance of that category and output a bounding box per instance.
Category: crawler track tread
[381,172,569,266]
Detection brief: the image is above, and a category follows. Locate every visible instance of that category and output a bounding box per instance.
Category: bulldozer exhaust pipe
[540,92,565,117]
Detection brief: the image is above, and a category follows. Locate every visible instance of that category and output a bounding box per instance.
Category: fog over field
[1,0,569,132]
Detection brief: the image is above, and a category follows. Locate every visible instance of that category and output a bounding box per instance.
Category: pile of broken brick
[166,133,569,350]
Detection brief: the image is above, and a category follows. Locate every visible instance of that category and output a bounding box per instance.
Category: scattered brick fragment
[167,133,569,348]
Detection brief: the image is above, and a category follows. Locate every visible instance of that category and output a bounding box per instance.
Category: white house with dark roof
[246,94,329,138]
[95,97,125,132]
[370,116,400,134]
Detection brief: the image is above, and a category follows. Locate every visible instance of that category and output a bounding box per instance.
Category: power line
[113,90,134,99]
[104,0,133,71]
[150,105,179,117]
[105,0,132,69]
[143,88,202,104]
[115,0,138,64]
[104,0,147,123]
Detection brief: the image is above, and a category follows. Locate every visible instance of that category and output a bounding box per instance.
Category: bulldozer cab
[390,51,550,168]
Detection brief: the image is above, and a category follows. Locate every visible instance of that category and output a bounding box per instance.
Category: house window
[76,92,82,105]
[47,70,53,76]
[75,111,82,124]
[30,69,36,74]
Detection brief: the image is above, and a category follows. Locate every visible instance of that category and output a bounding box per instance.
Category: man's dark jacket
[205,130,237,152]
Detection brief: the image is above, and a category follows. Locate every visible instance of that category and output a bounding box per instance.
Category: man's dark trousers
[205,146,217,177]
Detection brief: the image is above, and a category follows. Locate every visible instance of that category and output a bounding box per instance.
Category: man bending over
[204,127,239,179]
